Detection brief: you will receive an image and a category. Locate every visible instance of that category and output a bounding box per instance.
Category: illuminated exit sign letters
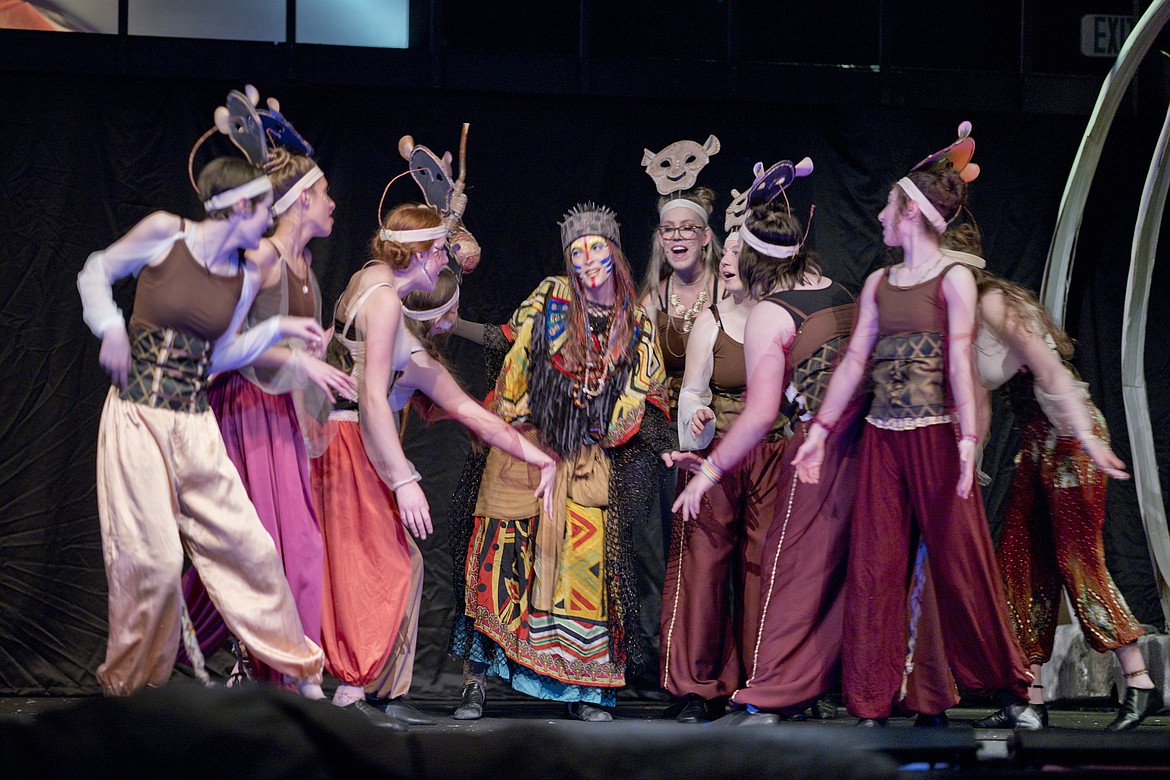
[1080,14,1134,57]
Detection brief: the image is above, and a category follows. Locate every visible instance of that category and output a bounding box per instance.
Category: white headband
[897,177,948,234]
[738,224,800,258]
[203,176,273,213]
[659,198,709,225]
[403,285,460,322]
[379,225,448,243]
[940,248,986,269]
[273,166,324,216]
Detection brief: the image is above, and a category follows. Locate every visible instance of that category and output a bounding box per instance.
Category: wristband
[960,433,979,444]
[390,470,422,491]
[699,458,724,484]
[812,416,835,435]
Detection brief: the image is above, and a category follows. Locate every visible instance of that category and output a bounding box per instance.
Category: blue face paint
[569,235,614,289]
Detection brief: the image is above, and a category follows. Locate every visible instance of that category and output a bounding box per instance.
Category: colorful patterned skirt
[463,498,621,705]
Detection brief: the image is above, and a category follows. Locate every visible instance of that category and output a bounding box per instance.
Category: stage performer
[673,158,860,723]
[449,203,672,722]
[180,89,353,687]
[659,160,816,723]
[791,124,1040,729]
[934,234,1157,731]
[313,202,556,727]
[638,137,724,557]
[77,93,328,699]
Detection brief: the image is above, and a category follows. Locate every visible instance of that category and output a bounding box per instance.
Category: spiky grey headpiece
[558,202,621,251]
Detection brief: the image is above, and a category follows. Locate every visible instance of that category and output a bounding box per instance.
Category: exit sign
[1081,14,1134,57]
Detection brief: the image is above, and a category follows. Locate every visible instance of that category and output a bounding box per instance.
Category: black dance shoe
[452,682,485,721]
[810,697,839,720]
[676,694,710,724]
[343,700,408,731]
[375,696,437,725]
[566,701,613,722]
[914,712,949,728]
[856,718,887,727]
[1105,687,1163,732]
[973,703,1043,730]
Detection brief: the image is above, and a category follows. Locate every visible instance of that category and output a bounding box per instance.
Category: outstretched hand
[303,355,357,401]
[663,451,704,473]
[1082,436,1129,480]
[672,473,713,522]
[792,425,827,484]
[396,481,432,539]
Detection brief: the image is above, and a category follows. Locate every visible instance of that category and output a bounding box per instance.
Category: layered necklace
[574,301,613,407]
[666,271,708,359]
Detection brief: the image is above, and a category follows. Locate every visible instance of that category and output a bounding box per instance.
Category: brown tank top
[655,310,690,378]
[284,265,316,318]
[875,264,952,336]
[709,307,746,393]
[128,233,244,342]
[867,264,959,423]
[765,282,856,417]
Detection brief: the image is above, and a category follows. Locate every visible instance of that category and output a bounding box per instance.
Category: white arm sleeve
[76,223,185,337]
[677,312,718,451]
[209,264,284,374]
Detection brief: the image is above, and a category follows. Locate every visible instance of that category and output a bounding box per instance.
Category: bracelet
[389,470,422,491]
[1123,668,1148,679]
[699,458,724,484]
[960,433,979,444]
[812,415,835,435]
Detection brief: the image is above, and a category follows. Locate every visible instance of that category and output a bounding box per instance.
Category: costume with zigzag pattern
[449,276,671,704]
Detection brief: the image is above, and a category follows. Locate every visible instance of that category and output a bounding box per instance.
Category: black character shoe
[343,700,408,731]
[1105,687,1163,732]
[914,712,949,728]
[453,682,485,721]
[856,718,888,727]
[976,703,1043,730]
[676,693,709,724]
[1035,703,1049,728]
[811,697,838,720]
[566,701,613,722]
[379,697,437,726]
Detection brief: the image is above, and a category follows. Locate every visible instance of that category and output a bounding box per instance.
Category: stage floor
[3,692,1167,779]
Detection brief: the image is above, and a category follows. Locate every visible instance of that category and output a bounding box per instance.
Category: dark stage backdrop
[1,73,1166,696]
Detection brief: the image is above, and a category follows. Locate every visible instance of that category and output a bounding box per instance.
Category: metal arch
[1042,0,1170,625]
[1041,0,1170,322]
[1124,101,1170,627]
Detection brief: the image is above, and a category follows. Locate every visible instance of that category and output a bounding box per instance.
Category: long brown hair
[940,223,1075,360]
[562,241,639,373]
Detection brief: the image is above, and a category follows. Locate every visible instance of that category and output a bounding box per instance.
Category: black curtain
[1,72,1165,696]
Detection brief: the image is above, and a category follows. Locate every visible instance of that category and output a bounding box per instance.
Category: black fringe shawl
[448,323,669,676]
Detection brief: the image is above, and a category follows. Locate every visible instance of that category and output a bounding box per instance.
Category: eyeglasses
[656,224,704,240]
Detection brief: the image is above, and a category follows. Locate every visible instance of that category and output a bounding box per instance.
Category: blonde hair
[639,186,723,300]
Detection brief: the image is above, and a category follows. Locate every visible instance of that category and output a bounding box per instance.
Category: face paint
[569,234,614,290]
